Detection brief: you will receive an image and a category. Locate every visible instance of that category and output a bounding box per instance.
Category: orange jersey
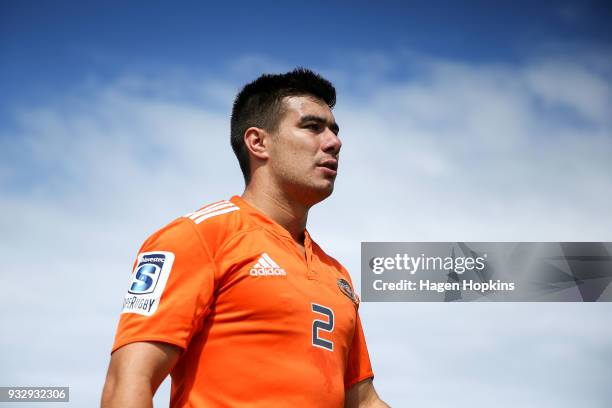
[112,195,373,407]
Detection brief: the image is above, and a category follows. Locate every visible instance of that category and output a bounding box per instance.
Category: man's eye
[305,123,320,131]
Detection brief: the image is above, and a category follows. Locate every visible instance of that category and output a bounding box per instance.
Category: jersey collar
[230,195,313,245]
[231,195,316,276]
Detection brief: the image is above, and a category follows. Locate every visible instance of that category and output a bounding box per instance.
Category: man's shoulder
[141,199,248,250]
[178,198,251,249]
[311,239,351,276]
[182,199,242,227]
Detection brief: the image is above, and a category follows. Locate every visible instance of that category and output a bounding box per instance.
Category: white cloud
[525,61,611,124]
[1,50,611,407]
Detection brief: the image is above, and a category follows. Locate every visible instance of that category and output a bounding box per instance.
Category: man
[102,68,389,407]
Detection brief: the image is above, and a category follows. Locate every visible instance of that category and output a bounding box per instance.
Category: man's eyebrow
[298,115,340,134]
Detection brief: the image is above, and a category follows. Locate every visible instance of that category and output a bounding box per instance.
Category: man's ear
[244,127,270,161]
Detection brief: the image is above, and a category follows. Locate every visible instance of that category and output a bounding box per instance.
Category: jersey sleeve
[344,312,375,390]
[111,217,216,353]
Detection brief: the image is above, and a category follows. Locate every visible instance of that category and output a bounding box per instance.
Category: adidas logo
[249,253,287,276]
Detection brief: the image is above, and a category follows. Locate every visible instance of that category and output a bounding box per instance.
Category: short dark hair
[230,68,336,184]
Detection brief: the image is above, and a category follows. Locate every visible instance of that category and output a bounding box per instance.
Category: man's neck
[241,184,309,245]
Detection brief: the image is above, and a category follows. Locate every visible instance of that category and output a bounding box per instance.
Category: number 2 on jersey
[311,303,334,351]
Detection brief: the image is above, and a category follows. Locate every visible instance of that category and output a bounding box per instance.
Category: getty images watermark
[361,242,612,302]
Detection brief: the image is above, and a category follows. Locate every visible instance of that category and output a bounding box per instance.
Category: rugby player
[101,68,389,407]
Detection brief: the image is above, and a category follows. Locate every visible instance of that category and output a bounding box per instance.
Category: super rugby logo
[250,253,287,276]
[128,255,166,294]
[122,251,175,316]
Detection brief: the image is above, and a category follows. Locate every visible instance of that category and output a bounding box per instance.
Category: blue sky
[1,1,612,407]
[1,0,611,113]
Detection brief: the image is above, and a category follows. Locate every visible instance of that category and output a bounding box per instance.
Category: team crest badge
[337,278,360,306]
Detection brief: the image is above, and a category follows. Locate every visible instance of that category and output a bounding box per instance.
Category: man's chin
[311,182,335,202]
[290,182,335,207]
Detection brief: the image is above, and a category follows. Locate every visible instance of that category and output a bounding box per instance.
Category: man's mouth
[317,159,338,171]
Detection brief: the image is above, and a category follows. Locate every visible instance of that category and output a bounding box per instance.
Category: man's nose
[322,128,342,155]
